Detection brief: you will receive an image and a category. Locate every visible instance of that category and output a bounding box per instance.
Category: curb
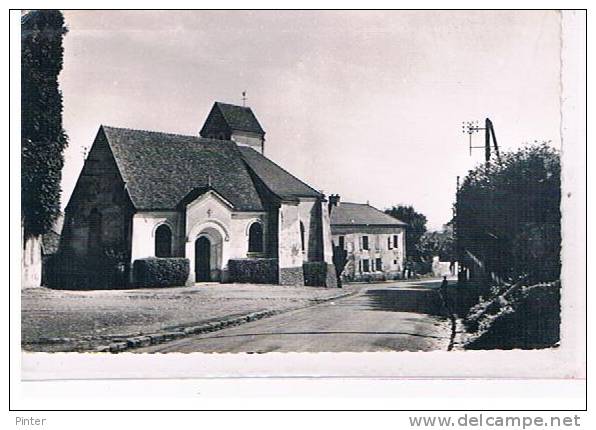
[96,290,357,353]
[450,318,468,351]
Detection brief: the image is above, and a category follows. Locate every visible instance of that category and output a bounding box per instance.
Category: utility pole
[457,117,502,283]
[454,174,464,283]
[461,118,501,166]
[453,175,459,220]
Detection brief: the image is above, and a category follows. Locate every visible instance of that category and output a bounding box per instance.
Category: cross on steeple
[242,91,247,107]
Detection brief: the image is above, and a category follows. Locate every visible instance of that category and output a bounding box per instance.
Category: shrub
[413,260,432,275]
[463,281,560,349]
[456,143,560,283]
[386,271,402,281]
[228,258,278,284]
[44,252,129,290]
[303,262,328,286]
[133,258,189,288]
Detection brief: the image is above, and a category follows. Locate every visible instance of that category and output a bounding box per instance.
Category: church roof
[330,203,407,227]
[101,126,265,211]
[99,125,321,211]
[201,102,265,135]
[238,146,322,200]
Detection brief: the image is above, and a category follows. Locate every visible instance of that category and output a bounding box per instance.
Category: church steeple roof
[200,101,265,137]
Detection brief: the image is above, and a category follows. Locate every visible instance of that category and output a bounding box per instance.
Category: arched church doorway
[189,224,226,284]
[195,236,211,282]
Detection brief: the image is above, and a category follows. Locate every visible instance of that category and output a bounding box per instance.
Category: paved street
[137,279,453,353]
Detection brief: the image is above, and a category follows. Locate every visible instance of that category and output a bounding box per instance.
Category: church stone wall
[320,200,335,265]
[278,202,305,286]
[60,132,133,260]
[277,199,338,287]
[297,199,322,262]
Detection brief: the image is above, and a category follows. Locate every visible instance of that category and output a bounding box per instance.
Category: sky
[58,10,561,230]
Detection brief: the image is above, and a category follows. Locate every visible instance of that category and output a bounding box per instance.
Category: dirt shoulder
[22,283,360,352]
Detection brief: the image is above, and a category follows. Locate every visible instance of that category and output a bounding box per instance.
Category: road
[136,279,454,353]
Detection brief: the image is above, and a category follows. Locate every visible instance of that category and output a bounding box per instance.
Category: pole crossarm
[461,117,501,165]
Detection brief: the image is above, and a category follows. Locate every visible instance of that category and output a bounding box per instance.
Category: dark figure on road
[439,276,454,315]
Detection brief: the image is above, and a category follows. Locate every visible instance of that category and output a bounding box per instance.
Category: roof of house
[102,126,265,211]
[99,125,320,211]
[330,202,407,226]
[206,102,265,135]
[238,146,322,200]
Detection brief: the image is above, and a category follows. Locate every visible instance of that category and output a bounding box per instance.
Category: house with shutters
[58,102,337,288]
[329,195,407,282]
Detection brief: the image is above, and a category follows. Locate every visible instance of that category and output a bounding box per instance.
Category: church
[58,102,337,288]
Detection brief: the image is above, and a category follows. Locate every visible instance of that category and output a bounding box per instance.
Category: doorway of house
[195,236,211,282]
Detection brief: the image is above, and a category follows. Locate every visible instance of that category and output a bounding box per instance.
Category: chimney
[329,194,341,208]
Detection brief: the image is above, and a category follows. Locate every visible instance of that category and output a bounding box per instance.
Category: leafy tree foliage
[21,10,68,237]
[384,205,427,259]
[455,143,560,283]
[418,225,456,262]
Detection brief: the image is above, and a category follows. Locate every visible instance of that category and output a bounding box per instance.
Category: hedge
[228,258,278,284]
[21,11,69,237]
[303,262,328,286]
[133,258,190,288]
[44,253,128,290]
[456,143,560,284]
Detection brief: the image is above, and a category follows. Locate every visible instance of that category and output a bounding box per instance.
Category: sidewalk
[21,283,360,352]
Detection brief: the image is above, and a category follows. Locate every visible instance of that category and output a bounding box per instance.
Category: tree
[384,205,427,259]
[455,143,560,283]
[21,10,68,238]
[332,245,348,288]
[418,225,456,262]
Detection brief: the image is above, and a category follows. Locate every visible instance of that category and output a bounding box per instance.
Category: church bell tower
[199,101,266,154]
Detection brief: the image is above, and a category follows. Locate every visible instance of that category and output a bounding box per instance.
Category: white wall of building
[131,211,181,261]
[332,228,406,280]
[130,191,268,285]
[22,231,42,288]
[278,202,303,270]
[128,191,335,286]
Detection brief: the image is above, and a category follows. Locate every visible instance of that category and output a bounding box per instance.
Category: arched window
[88,208,102,256]
[300,222,305,251]
[155,224,172,257]
[248,222,263,253]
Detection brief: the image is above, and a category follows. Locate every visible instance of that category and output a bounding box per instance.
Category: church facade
[58,102,337,288]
